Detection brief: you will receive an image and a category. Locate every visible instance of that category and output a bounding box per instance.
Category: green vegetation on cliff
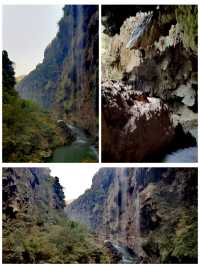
[3,168,110,263]
[3,51,71,162]
[66,168,198,263]
[143,207,197,263]
[16,6,99,138]
[3,214,109,263]
[175,5,198,54]
[172,208,197,262]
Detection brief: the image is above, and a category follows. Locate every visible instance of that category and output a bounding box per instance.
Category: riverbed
[49,124,98,162]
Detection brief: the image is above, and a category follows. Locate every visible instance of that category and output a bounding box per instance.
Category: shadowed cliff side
[66,167,198,263]
[3,168,111,263]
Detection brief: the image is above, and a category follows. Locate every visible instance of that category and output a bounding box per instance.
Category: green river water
[49,124,98,162]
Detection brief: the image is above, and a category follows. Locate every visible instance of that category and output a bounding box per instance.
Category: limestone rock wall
[3,168,65,220]
[16,6,99,138]
[66,167,198,263]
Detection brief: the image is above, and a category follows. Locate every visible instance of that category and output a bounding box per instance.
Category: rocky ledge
[102,80,175,162]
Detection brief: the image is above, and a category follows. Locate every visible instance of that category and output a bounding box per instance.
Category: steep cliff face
[16,5,99,137]
[65,168,116,231]
[66,167,198,263]
[3,168,110,263]
[3,168,65,223]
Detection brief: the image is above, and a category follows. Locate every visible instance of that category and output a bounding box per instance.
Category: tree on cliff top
[2,51,69,162]
[2,50,18,103]
[53,176,66,209]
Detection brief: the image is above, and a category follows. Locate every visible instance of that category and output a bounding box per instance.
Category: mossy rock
[175,6,197,54]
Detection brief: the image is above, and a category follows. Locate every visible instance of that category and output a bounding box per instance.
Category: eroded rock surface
[16,6,99,138]
[102,81,175,162]
[101,6,198,160]
[3,168,64,220]
[66,167,198,263]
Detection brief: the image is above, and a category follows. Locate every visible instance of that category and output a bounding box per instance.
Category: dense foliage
[3,213,109,263]
[2,51,70,162]
[3,168,110,263]
[175,5,198,54]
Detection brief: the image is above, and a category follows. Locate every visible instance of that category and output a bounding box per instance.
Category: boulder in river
[104,240,138,264]
[57,120,75,140]
[102,81,175,162]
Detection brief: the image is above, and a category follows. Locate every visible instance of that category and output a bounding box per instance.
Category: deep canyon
[3,167,197,263]
[3,5,99,162]
[66,167,198,263]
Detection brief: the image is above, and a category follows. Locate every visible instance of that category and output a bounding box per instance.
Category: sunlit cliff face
[16,5,99,137]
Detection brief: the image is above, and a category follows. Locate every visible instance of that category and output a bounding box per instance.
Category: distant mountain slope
[16,5,99,137]
[16,75,26,84]
[66,167,198,263]
[65,168,116,231]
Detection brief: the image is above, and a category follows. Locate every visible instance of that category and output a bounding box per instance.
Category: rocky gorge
[11,5,99,162]
[2,168,111,263]
[2,167,198,263]
[66,167,198,263]
[102,5,198,162]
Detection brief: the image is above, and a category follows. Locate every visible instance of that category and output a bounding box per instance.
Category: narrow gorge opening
[3,5,99,162]
[3,167,198,263]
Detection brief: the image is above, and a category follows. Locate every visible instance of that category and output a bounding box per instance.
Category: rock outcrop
[101,5,197,162]
[102,81,175,162]
[66,167,198,263]
[102,5,158,36]
[16,5,99,138]
[102,5,197,54]
[3,168,65,220]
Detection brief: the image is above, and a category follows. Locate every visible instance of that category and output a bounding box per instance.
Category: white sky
[3,5,63,76]
[49,165,99,201]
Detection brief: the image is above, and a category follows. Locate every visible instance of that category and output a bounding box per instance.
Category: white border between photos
[0,0,199,265]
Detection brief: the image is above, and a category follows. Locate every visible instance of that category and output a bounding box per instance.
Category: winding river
[49,124,98,162]
[113,243,138,264]
[104,240,138,264]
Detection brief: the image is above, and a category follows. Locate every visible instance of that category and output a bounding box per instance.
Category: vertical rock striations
[66,167,198,263]
[3,168,65,220]
[65,168,116,232]
[16,5,99,138]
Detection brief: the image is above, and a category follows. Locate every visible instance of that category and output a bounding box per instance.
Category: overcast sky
[3,5,63,76]
[49,165,99,201]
